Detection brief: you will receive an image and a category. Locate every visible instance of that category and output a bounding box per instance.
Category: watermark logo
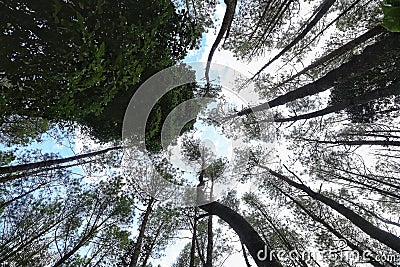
[122,62,275,207]
[257,239,399,264]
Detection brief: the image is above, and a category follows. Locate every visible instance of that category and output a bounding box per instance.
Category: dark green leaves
[382,0,400,32]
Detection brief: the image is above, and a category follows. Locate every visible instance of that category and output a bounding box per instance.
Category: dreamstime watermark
[257,239,399,264]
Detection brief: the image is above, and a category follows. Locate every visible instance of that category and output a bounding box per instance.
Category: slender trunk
[281,0,376,79]
[274,185,387,267]
[205,215,213,267]
[337,195,400,228]
[251,0,337,79]
[340,132,400,139]
[262,166,400,253]
[0,182,50,209]
[277,25,384,87]
[0,210,73,262]
[317,169,400,200]
[0,160,93,183]
[189,207,198,267]
[273,80,400,122]
[204,0,237,96]
[330,167,400,190]
[233,32,398,118]
[199,201,282,267]
[140,220,164,267]
[53,202,113,267]
[0,146,122,175]
[249,200,309,267]
[247,0,275,42]
[129,197,155,267]
[241,241,252,267]
[195,229,206,266]
[52,232,93,267]
[302,138,400,147]
[249,0,294,58]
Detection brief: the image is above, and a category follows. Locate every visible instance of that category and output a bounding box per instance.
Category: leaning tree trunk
[261,165,400,254]
[274,185,387,267]
[276,25,385,87]
[205,215,213,267]
[251,0,337,79]
[199,201,282,267]
[233,32,399,118]
[273,80,400,122]
[204,0,237,96]
[301,138,400,147]
[129,197,154,267]
[0,146,122,175]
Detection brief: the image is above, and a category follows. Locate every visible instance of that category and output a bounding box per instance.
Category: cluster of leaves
[382,0,400,32]
[0,0,203,144]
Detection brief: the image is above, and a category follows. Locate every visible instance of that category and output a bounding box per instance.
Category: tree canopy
[1,0,400,266]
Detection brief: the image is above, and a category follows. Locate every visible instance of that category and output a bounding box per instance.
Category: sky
[152,2,272,266]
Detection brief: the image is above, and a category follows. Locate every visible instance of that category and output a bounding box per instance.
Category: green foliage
[0,0,202,143]
[145,84,197,153]
[0,116,50,146]
[382,0,400,32]
[0,151,15,167]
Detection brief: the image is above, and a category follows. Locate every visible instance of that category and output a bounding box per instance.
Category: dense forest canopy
[0,0,400,266]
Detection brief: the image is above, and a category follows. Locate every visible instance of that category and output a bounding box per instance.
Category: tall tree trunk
[140,220,164,267]
[232,33,399,118]
[204,0,237,96]
[129,197,155,267]
[199,201,282,267]
[273,80,400,122]
[205,215,213,267]
[52,233,93,267]
[276,25,385,87]
[0,146,122,175]
[0,160,93,183]
[251,0,337,79]
[241,241,253,267]
[249,199,309,267]
[316,169,400,200]
[301,138,400,147]
[249,0,294,58]
[247,0,276,42]
[329,167,400,191]
[189,207,198,267]
[274,185,388,267]
[261,165,400,253]
[337,195,400,228]
[0,181,50,209]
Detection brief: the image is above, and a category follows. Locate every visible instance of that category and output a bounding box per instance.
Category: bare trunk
[205,215,213,267]
[140,220,164,267]
[0,146,122,175]
[302,138,400,147]
[273,81,400,122]
[233,33,398,118]
[129,197,154,267]
[189,207,198,267]
[262,166,400,253]
[274,185,389,267]
[0,160,93,183]
[199,201,282,267]
[204,0,237,96]
[251,0,337,79]
[277,25,384,87]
